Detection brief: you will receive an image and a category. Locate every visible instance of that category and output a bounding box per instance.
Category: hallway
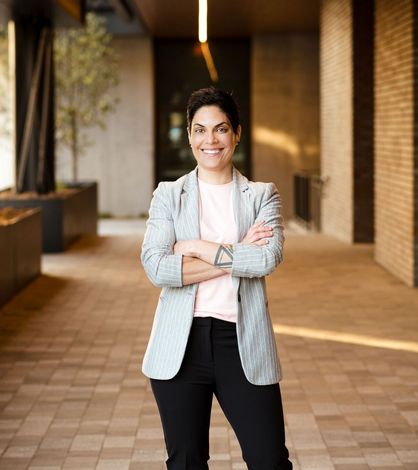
[0,231,417,470]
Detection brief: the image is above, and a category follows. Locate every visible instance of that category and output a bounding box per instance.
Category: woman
[141,87,292,469]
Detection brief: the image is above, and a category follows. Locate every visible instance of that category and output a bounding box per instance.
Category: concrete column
[14,17,55,193]
[251,34,320,223]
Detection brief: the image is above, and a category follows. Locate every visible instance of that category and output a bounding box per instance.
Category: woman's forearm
[176,240,233,273]
[182,256,227,285]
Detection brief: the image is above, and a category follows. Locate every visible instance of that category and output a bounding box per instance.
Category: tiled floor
[0,230,417,470]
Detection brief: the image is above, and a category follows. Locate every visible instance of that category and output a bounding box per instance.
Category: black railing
[294,173,310,222]
[293,170,323,231]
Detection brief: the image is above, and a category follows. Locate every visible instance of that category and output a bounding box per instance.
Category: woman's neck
[197,165,233,185]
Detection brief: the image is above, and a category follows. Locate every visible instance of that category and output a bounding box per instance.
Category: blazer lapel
[180,167,200,241]
[232,166,250,299]
[232,166,250,244]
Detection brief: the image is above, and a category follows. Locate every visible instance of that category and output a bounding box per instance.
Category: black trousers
[150,316,293,470]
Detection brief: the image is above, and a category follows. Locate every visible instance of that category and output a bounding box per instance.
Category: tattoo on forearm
[214,244,234,268]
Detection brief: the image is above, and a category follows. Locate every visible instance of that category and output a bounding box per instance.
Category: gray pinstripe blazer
[140,165,285,385]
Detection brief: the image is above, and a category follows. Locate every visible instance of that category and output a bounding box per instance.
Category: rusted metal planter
[0,208,42,307]
[0,182,98,253]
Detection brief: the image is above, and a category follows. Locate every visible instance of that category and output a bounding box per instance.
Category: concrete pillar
[251,34,320,223]
[14,17,55,193]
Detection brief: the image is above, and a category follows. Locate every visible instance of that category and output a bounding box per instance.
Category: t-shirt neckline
[198,177,233,187]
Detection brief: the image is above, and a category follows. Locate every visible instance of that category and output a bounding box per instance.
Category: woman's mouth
[201,149,223,157]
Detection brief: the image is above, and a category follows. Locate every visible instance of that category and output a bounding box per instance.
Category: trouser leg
[211,318,293,470]
[150,379,213,470]
[149,318,215,470]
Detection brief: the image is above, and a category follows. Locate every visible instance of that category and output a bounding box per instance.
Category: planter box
[0,181,98,253]
[0,208,41,307]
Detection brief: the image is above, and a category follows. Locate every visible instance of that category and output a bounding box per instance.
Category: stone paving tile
[0,232,417,469]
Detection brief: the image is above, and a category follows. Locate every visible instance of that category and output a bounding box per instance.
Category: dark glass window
[155,39,250,184]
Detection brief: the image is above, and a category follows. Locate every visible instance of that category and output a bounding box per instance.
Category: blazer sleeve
[231,182,285,278]
[140,182,183,288]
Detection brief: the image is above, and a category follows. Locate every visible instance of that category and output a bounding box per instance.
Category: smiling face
[188,105,241,175]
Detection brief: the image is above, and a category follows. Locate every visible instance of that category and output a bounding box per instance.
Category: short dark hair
[186,86,241,134]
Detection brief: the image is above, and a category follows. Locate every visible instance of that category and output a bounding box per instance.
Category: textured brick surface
[0,233,417,469]
[320,0,353,242]
[321,0,418,286]
[320,0,375,243]
[375,0,417,287]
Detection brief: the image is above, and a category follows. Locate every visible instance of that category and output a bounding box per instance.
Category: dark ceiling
[131,0,320,38]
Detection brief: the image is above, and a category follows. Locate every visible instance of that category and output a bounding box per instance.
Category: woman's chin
[198,159,232,171]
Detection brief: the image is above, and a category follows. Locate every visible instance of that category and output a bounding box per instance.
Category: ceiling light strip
[201,42,218,82]
[198,0,207,43]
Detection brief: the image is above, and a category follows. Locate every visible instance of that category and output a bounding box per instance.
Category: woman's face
[188,105,241,173]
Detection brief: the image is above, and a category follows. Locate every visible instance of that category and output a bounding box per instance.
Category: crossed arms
[140,182,285,288]
[174,228,270,285]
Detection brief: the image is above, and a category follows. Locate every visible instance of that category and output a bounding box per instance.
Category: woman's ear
[236,125,242,143]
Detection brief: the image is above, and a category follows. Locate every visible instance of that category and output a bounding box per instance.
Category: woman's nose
[205,132,218,144]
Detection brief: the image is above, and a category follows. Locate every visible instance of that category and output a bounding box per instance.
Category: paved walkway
[0,230,417,470]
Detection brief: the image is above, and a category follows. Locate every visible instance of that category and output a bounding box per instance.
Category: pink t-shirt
[194,177,238,323]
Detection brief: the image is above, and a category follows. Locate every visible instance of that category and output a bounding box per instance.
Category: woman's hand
[241,220,273,246]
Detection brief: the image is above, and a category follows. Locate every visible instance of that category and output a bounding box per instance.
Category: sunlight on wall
[0,137,13,190]
[253,126,300,157]
[0,21,15,191]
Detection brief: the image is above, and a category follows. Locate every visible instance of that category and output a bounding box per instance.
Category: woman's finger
[251,220,265,228]
[256,226,273,233]
[247,229,272,243]
[249,224,270,236]
[247,222,262,234]
[252,239,269,246]
[241,221,272,244]
[254,229,273,238]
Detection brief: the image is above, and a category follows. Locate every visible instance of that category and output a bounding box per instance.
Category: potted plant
[54,12,119,182]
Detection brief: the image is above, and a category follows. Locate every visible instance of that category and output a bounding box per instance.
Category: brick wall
[320,0,375,243]
[320,0,353,242]
[415,4,418,288]
[251,34,320,222]
[375,0,417,286]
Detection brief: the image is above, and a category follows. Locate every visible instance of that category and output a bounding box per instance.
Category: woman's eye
[217,127,228,133]
[194,128,204,133]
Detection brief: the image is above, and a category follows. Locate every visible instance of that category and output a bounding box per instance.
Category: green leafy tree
[54,13,119,181]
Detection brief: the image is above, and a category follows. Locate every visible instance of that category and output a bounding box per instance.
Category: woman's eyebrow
[193,122,229,128]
